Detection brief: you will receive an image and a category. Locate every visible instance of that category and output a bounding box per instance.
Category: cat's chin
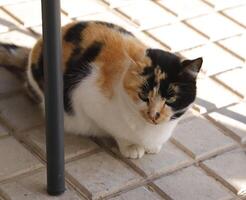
[145,118,158,125]
[144,118,169,125]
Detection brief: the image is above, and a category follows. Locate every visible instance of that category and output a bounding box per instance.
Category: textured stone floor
[0,0,245,199]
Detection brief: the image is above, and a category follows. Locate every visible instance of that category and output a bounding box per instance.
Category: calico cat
[0,21,202,159]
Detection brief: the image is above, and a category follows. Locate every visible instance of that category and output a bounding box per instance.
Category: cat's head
[123,49,202,125]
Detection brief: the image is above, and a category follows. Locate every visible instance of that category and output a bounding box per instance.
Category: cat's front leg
[115,138,145,159]
[144,144,162,154]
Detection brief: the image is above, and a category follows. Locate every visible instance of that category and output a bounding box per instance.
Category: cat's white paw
[145,145,162,154]
[120,144,145,159]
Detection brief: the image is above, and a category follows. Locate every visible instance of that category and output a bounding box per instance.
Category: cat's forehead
[145,48,182,76]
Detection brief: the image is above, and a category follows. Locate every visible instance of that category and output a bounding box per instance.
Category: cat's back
[29,21,146,92]
[63,21,134,51]
[28,21,147,112]
[62,21,147,68]
[31,21,145,70]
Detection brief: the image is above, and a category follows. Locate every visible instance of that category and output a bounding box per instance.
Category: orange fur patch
[77,22,149,99]
[30,38,42,66]
[123,62,143,102]
[30,21,151,100]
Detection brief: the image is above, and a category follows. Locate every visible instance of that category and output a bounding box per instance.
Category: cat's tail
[0,42,30,80]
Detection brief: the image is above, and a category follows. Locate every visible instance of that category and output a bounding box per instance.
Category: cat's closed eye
[164,85,177,104]
[166,96,176,104]
[138,92,149,103]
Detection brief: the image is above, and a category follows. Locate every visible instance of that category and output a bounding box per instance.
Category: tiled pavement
[0,0,245,199]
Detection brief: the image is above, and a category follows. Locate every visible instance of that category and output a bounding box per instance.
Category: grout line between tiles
[0,168,44,185]
[204,114,246,148]
[219,10,246,29]
[0,7,24,26]
[148,182,174,200]
[215,41,245,62]
[199,162,238,195]
[65,172,92,200]
[201,0,246,12]
[210,75,244,98]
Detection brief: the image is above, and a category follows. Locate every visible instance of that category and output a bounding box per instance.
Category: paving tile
[79,12,165,49]
[30,15,73,36]
[218,34,246,60]
[186,13,244,41]
[195,77,240,113]
[0,0,28,6]
[66,151,142,199]
[0,170,83,200]
[3,0,42,27]
[223,5,246,27]
[172,116,236,160]
[3,1,70,29]
[130,141,193,177]
[157,0,212,19]
[61,0,107,18]
[78,11,136,32]
[118,1,176,30]
[181,43,243,76]
[108,186,162,200]
[103,0,134,8]
[0,68,22,96]
[0,8,21,33]
[179,108,201,123]
[148,22,207,51]
[134,31,168,49]
[0,0,31,6]
[0,29,37,47]
[28,26,42,36]
[61,14,73,26]
[204,0,246,10]
[155,165,234,200]
[22,126,99,161]
[0,94,43,132]
[209,102,246,144]
[215,67,246,97]
[0,136,42,181]
[202,148,246,195]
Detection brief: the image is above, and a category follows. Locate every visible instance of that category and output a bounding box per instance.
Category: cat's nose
[148,111,160,123]
[155,112,160,120]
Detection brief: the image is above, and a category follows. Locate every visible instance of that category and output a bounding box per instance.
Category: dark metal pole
[41,0,65,195]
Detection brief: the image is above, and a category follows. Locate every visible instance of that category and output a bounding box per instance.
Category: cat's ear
[181,57,203,79]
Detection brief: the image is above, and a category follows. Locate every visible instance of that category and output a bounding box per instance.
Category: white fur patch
[66,65,180,155]
[27,59,181,158]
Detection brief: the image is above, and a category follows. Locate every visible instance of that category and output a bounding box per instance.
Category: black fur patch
[171,110,186,120]
[31,53,44,91]
[95,21,134,36]
[64,41,103,114]
[146,49,181,76]
[141,49,197,114]
[64,22,88,44]
[82,41,103,62]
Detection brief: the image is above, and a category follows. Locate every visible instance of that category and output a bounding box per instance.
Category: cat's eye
[138,93,149,103]
[166,96,176,104]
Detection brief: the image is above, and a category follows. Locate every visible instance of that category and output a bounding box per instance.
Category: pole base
[47,188,65,196]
